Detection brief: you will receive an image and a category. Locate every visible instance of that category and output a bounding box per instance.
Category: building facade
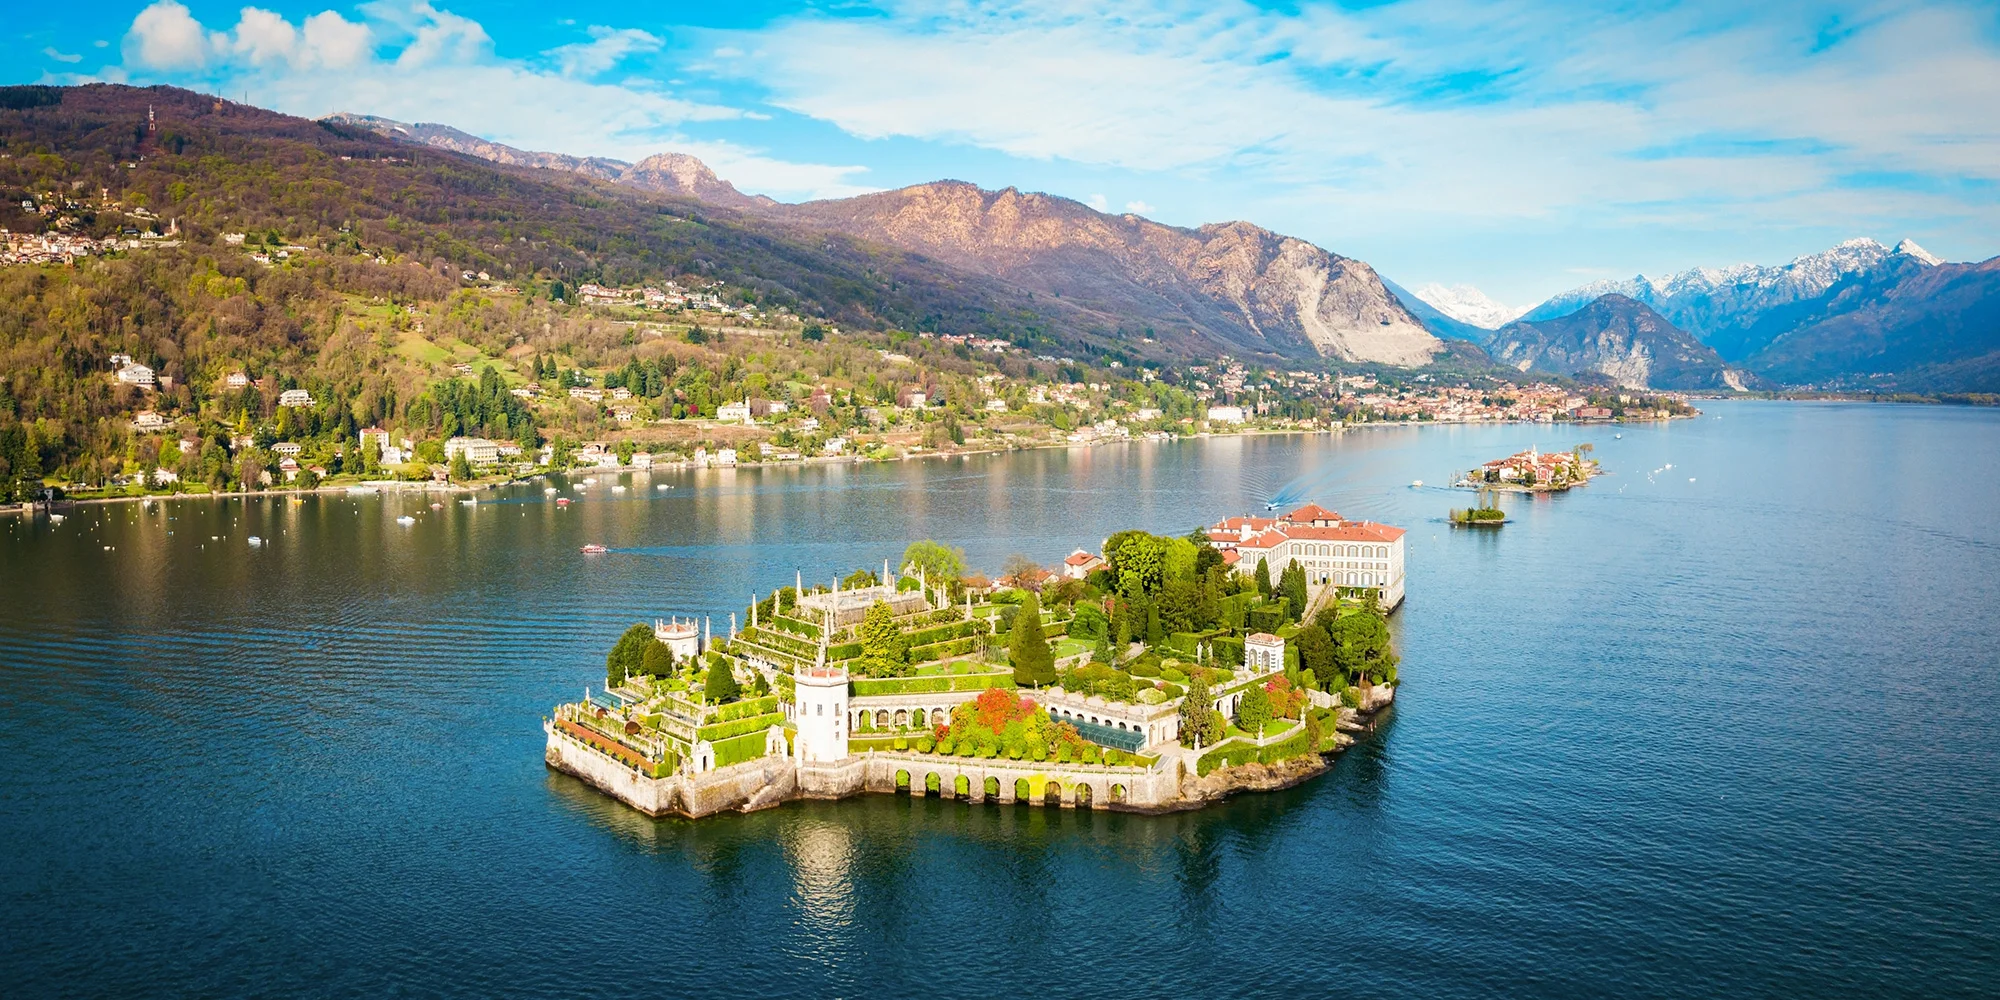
[1208,504,1408,610]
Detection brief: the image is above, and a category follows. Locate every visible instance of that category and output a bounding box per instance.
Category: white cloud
[110,2,867,202]
[126,1,211,70]
[1124,200,1155,215]
[1085,193,1108,211]
[547,26,663,77]
[43,47,83,64]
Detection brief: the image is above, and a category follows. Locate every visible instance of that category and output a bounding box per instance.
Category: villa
[1207,503,1408,610]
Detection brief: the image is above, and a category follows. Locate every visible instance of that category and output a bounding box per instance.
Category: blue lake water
[1,400,1996,998]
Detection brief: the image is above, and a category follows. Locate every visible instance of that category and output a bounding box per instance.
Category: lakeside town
[545,505,1406,816]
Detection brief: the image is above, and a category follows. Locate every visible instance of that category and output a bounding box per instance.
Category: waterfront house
[1062,549,1106,580]
[445,437,499,465]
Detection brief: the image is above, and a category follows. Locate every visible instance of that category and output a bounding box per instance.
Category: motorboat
[556,497,572,507]
[396,516,415,525]
[580,544,609,554]
[1411,480,1424,488]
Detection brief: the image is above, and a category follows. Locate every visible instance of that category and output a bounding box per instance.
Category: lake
[2,400,1995,998]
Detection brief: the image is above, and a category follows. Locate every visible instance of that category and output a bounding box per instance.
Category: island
[1456,445,1600,493]
[544,505,1405,817]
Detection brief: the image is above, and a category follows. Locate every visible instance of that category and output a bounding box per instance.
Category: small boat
[543,487,558,494]
[556,498,572,507]
[396,516,416,526]
[655,484,671,491]
[459,498,478,506]
[580,544,608,554]
[49,513,65,523]
[289,497,304,506]
[1614,433,1623,439]
[1411,480,1424,488]
[248,536,263,546]
[612,485,627,493]
[430,502,443,510]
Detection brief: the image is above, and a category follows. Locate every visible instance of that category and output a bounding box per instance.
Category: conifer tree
[1180,670,1214,748]
[1255,556,1272,598]
[705,657,740,703]
[1009,592,1055,687]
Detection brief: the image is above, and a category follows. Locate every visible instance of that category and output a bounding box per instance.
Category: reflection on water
[3,402,1999,998]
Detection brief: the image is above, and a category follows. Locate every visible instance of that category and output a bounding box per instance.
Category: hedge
[1211,635,1244,667]
[850,672,1015,697]
[1247,603,1289,634]
[712,730,772,768]
[715,695,779,722]
[909,635,979,661]
[902,620,980,648]
[827,641,864,660]
[1194,728,1316,775]
[697,711,786,742]
[769,615,820,638]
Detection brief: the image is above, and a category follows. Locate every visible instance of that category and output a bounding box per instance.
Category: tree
[1009,592,1056,687]
[858,600,906,670]
[1069,602,1109,641]
[1001,552,1041,589]
[705,657,741,703]
[1236,683,1272,733]
[448,451,472,482]
[1180,670,1215,748]
[901,539,966,589]
[605,623,653,687]
[1255,556,1273,598]
[1293,618,1334,682]
[1280,562,1308,621]
[640,640,674,678]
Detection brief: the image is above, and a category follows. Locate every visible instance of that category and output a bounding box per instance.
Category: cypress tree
[1255,556,1272,598]
[1009,592,1055,687]
[1281,563,1308,621]
[706,657,741,703]
[1180,670,1213,748]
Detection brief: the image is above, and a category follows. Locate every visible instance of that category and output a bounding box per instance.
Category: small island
[1456,445,1599,493]
[544,505,1405,817]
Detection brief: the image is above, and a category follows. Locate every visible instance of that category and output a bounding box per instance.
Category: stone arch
[895,768,911,791]
[876,709,890,729]
[1110,783,1127,804]
[1044,781,1063,807]
[954,774,970,798]
[985,776,1001,799]
[925,772,941,795]
[894,709,909,727]
[1015,777,1031,802]
[930,708,946,727]
[1075,783,1094,809]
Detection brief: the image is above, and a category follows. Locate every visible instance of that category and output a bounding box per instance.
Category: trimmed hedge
[850,672,1015,697]
[910,635,979,661]
[715,695,779,723]
[902,620,980,648]
[769,615,820,638]
[712,730,772,768]
[1194,728,1316,775]
[697,711,786,742]
[1212,635,1244,667]
[827,641,864,660]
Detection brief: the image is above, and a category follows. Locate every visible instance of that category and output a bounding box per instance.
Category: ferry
[580,544,609,554]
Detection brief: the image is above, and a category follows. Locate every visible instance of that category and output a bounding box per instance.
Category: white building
[1062,549,1105,580]
[653,617,703,661]
[716,401,752,424]
[793,662,849,763]
[1209,503,1409,610]
[445,437,499,464]
[225,371,250,389]
[359,427,390,453]
[272,442,303,457]
[823,437,847,456]
[116,363,156,388]
[1207,405,1247,424]
[1244,632,1285,672]
[278,388,313,408]
[131,411,165,432]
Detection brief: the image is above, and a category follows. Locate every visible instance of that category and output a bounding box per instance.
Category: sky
[9,0,2000,306]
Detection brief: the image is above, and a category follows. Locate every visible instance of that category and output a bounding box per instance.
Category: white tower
[793,656,849,763]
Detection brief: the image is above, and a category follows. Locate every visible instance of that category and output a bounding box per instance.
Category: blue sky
[10,1,2000,306]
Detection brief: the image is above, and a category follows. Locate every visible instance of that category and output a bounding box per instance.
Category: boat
[580,544,609,554]
[396,516,416,526]
[1411,480,1424,488]
[556,497,572,507]
[543,487,558,494]
[48,513,65,524]
[612,485,627,493]
[1614,433,1623,439]
[289,497,304,506]
[459,498,478,506]
[430,502,443,510]
[655,484,671,491]
[346,486,379,496]
[248,535,263,546]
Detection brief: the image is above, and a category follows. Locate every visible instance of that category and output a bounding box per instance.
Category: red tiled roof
[1064,550,1100,566]
[1284,503,1341,523]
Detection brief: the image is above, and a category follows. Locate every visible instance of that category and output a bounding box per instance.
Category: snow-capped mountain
[1410,283,1528,330]
[1523,238,1945,360]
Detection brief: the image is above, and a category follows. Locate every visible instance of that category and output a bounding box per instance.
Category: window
[816,704,823,716]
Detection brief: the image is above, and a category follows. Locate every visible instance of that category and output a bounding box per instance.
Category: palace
[1207,504,1408,610]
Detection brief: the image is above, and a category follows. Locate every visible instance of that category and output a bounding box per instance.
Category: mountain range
[1488,295,1749,391]
[323,112,1440,366]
